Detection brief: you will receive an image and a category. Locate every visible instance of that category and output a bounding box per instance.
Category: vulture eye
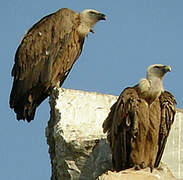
[89,11,96,15]
[154,66,161,69]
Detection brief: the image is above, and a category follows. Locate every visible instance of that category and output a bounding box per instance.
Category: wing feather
[12,8,78,80]
[154,91,176,167]
[10,8,84,121]
[103,87,140,171]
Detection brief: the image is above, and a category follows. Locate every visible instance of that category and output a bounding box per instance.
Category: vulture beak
[164,65,171,72]
[97,13,107,21]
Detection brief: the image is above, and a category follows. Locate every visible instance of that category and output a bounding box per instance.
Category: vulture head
[139,64,171,103]
[78,9,106,35]
[147,64,171,80]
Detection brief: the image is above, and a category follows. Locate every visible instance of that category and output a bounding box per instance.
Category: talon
[150,166,154,173]
[140,162,146,169]
[134,164,141,170]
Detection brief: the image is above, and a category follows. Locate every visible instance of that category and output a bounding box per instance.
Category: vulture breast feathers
[10,8,106,122]
[103,64,176,172]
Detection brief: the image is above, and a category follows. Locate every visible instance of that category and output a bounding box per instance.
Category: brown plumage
[10,8,106,122]
[103,64,176,172]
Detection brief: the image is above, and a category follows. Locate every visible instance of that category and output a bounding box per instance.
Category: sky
[1,0,183,179]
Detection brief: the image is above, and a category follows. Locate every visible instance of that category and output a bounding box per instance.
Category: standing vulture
[103,64,176,172]
[10,8,106,122]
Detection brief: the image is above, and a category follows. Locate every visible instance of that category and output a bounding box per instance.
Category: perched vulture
[103,64,176,172]
[10,8,106,122]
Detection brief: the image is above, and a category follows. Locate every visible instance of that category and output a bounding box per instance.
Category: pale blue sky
[1,1,183,179]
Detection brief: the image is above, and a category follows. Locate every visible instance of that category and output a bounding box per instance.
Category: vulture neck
[77,14,96,36]
[77,23,91,36]
[138,75,164,104]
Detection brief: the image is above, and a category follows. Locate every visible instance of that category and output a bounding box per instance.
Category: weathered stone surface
[162,109,183,179]
[46,88,183,180]
[97,163,176,180]
[46,88,117,180]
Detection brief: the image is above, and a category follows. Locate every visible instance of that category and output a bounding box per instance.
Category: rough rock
[96,163,176,180]
[46,88,117,180]
[46,88,183,180]
[162,109,183,179]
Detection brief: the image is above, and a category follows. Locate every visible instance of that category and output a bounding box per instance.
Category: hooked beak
[164,65,171,72]
[97,13,107,21]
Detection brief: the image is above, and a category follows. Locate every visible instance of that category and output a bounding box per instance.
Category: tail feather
[14,102,37,122]
[10,92,37,122]
[10,83,49,122]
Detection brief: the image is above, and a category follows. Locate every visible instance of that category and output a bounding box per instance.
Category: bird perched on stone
[10,8,106,122]
[103,64,176,172]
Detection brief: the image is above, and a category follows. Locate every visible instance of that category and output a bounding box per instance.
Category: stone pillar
[46,88,117,180]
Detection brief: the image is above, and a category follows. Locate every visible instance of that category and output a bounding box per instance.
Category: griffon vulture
[103,64,176,171]
[10,8,106,122]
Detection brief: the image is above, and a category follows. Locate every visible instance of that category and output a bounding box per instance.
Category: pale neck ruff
[138,76,164,102]
[77,22,91,36]
[148,76,164,93]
